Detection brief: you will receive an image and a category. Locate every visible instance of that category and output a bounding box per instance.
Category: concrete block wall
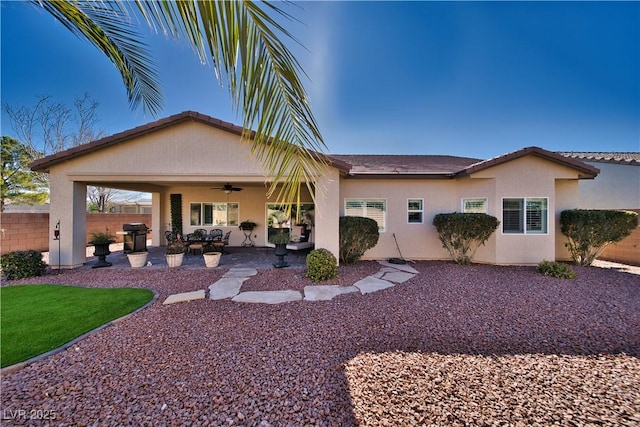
[0,213,50,253]
[599,209,640,266]
[0,213,151,255]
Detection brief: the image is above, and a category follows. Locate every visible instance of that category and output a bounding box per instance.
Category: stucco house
[31,111,600,269]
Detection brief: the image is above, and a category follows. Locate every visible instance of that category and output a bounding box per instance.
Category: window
[407,199,423,223]
[462,198,487,213]
[190,202,239,226]
[345,199,386,231]
[502,198,548,234]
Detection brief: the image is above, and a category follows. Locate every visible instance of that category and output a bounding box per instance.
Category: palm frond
[130,0,328,206]
[31,0,163,115]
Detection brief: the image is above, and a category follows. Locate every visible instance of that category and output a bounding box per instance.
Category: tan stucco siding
[577,162,639,209]
[339,156,583,265]
[472,156,581,264]
[60,121,268,185]
[339,179,456,261]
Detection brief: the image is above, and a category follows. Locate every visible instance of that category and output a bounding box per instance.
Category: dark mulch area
[1,261,639,426]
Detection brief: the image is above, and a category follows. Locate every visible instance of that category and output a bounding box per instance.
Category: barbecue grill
[122,223,150,253]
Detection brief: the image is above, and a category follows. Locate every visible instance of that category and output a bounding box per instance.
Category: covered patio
[51,242,310,270]
[31,112,344,269]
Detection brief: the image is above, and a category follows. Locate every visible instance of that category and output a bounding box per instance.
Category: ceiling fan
[212,183,243,194]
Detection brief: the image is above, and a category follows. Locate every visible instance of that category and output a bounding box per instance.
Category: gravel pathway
[1,261,639,426]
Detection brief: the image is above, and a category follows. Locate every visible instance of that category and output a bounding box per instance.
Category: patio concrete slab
[353,277,395,294]
[232,290,302,304]
[209,278,247,300]
[223,267,258,278]
[303,285,359,301]
[377,260,419,274]
[380,271,416,284]
[163,290,206,305]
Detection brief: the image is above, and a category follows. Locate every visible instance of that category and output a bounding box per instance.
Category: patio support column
[151,192,161,247]
[314,168,340,263]
[49,176,87,269]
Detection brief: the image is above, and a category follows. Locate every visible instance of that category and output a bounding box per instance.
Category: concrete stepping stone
[232,290,302,304]
[209,277,247,300]
[380,270,416,284]
[377,260,419,274]
[353,276,395,294]
[163,290,206,305]
[223,267,258,278]
[303,285,359,301]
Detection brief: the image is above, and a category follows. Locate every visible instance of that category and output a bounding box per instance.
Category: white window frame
[344,198,387,232]
[190,202,239,227]
[501,197,548,235]
[461,198,488,214]
[407,198,424,224]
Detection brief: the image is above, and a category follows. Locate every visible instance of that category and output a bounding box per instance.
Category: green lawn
[1,285,153,368]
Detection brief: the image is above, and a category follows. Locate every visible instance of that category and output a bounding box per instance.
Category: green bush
[1,250,48,280]
[339,216,380,264]
[433,213,500,265]
[537,260,576,279]
[306,248,338,282]
[560,209,638,266]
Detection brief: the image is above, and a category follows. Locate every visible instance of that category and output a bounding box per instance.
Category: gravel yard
[1,261,639,426]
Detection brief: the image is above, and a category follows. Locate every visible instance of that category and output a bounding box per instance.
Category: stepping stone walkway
[163,262,419,305]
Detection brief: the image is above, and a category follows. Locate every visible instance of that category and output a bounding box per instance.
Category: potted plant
[203,247,222,268]
[239,220,257,247]
[165,239,186,268]
[239,220,257,230]
[268,231,291,268]
[88,230,116,268]
[127,251,148,268]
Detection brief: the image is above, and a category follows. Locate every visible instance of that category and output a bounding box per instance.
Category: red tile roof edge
[456,146,600,179]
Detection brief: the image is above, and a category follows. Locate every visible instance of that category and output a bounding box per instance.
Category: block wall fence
[0,213,151,255]
[598,209,640,266]
[0,211,637,266]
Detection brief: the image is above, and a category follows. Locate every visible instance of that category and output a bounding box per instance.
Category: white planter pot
[203,252,222,268]
[127,252,148,268]
[166,253,184,268]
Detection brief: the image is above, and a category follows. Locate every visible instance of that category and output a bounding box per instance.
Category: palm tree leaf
[129,0,328,207]
[30,0,163,115]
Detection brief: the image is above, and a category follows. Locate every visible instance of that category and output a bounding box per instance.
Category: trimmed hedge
[306,248,338,282]
[560,209,638,266]
[433,213,500,265]
[339,216,380,264]
[1,250,48,280]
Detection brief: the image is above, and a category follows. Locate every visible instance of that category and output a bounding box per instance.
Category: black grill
[122,223,150,253]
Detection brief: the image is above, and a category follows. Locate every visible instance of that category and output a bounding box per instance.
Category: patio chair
[209,229,223,241]
[213,230,231,253]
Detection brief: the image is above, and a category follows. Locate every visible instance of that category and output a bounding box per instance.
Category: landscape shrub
[306,248,338,282]
[560,209,638,266]
[433,213,500,265]
[1,250,48,280]
[536,260,576,279]
[339,216,380,264]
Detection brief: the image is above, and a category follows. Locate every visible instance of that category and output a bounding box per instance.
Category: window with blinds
[345,199,386,231]
[462,198,487,213]
[502,198,548,234]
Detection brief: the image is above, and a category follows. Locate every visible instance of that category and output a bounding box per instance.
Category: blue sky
[1,1,638,159]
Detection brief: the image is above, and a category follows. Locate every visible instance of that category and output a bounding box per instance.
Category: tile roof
[558,152,640,166]
[329,154,482,176]
[331,147,599,179]
[28,111,601,180]
[458,146,599,179]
